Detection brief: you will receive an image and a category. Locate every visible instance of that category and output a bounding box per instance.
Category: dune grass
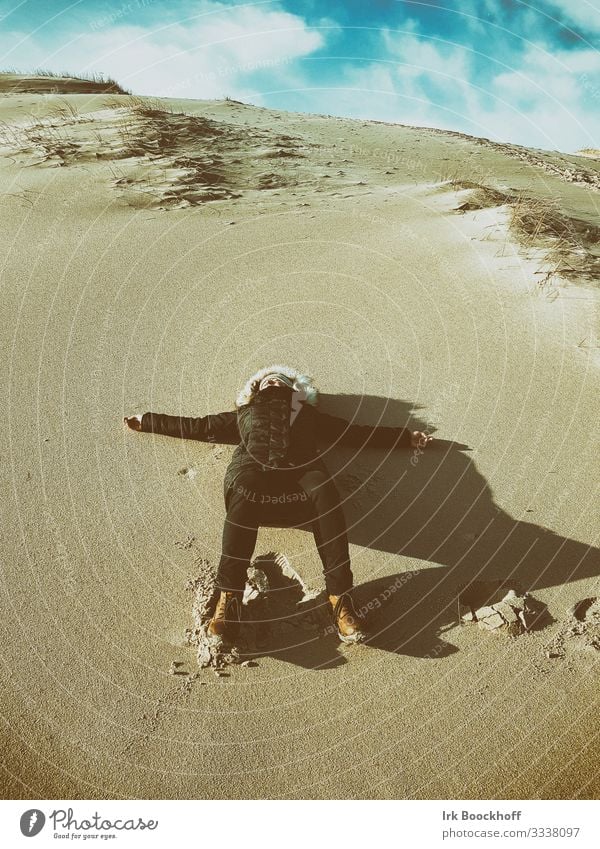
[446,179,600,283]
[0,69,130,94]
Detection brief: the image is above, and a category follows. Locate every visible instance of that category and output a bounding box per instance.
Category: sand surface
[1,80,599,799]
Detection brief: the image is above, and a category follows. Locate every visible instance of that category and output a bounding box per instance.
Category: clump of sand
[458,579,546,636]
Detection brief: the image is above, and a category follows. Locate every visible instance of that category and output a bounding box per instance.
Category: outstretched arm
[124,410,239,444]
[317,411,432,450]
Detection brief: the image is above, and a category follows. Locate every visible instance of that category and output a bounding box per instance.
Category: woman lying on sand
[124,365,432,644]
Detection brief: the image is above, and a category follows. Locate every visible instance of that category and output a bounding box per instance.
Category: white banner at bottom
[0,799,598,849]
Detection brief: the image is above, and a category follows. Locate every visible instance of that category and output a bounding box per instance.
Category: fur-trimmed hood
[235,364,319,409]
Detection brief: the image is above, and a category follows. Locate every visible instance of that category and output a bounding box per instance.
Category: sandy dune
[1,76,599,799]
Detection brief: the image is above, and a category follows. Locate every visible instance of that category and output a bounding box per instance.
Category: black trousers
[216,465,353,596]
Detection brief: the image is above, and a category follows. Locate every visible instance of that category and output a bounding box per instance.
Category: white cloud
[0,1,328,100]
[486,45,600,149]
[359,29,487,135]
[381,26,470,81]
[330,27,600,152]
[543,0,600,35]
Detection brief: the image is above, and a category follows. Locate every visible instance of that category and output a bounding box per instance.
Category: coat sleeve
[316,411,413,449]
[140,410,240,444]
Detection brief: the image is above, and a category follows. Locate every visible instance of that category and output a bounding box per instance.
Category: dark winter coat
[141,386,413,501]
[236,385,294,471]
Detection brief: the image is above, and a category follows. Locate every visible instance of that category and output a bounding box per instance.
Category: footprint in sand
[544,597,600,659]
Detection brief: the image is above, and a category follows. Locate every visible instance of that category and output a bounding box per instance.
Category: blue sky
[1,0,598,151]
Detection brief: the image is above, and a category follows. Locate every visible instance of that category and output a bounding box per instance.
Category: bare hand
[124,414,142,431]
[411,430,433,449]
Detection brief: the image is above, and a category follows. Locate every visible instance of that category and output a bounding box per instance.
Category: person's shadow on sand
[216,392,597,670]
[235,576,462,671]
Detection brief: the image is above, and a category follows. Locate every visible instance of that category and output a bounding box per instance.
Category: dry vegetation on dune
[444,180,600,284]
[0,69,130,94]
[0,97,310,208]
[1,89,598,280]
[108,101,309,206]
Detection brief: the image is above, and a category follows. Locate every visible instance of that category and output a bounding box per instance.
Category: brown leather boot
[329,592,367,643]
[207,591,242,642]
